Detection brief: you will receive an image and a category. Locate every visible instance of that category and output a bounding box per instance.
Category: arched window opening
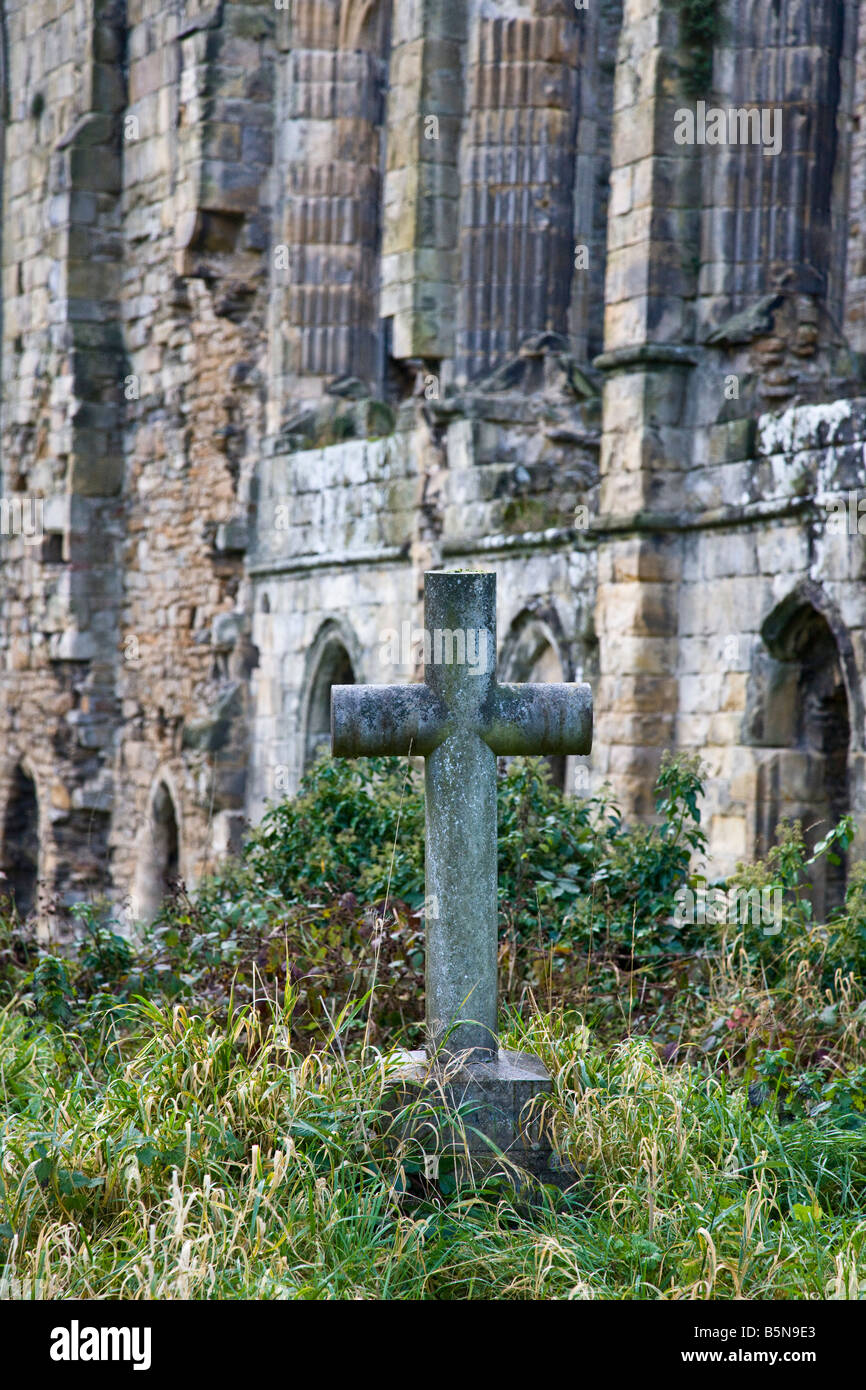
[152,783,180,895]
[500,612,570,791]
[700,0,844,330]
[282,0,392,385]
[304,640,355,771]
[2,765,39,918]
[749,602,851,919]
[455,1,582,382]
[132,782,181,925]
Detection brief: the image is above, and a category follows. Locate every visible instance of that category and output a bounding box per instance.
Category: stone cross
[331,570,592,1063]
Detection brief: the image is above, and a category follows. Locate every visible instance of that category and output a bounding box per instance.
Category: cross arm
[331,683,448,758]
[483,682,593,757]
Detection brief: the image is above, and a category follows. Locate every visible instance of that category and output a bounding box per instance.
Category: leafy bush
[246,754,426,907]
[720,816,858,984]
[246,748,709,957]
[3,749,865,1073]
[750,1047,866,1131]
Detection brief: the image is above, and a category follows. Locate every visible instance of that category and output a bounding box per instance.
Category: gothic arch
[701,0,844,324]
[281,0,392,385]
[456,3,581,379]
[499,604,573,790]
[499,602,574,683]
[130,774,183,926]
[300,620,359,771]
[1,761,40,919]
[339,0,389,51]
[760,580,863,749]
[744,583,856,917]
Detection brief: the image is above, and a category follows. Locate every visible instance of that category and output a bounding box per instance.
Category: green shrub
[245,753,426,907]
[4,748,864,1067]
[721,816,858,984]
[245,748,708,957]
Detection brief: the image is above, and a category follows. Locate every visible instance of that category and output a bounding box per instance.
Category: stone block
[199,159,262,214]
[385,1049,573,1188]
[68,146,122,194]
[67,444,123,498]
[709,815,748,861]
[52,629,97,662]
[215,519,249,553]
[609,536,681,583]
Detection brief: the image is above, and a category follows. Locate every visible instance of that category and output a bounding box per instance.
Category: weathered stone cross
[331,570,592,1064]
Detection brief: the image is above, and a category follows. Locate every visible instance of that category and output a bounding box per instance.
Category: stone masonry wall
[4,0,866,934]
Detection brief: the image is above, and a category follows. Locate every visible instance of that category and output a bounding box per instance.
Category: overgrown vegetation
[1,754,865,1298]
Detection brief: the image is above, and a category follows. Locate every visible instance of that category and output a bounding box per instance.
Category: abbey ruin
[1,0,865,930]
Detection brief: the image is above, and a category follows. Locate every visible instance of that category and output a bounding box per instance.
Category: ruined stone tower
[2,0,865,930]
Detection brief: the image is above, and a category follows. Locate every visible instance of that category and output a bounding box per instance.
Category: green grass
[2,754,866,1299]
[1,997,865,1300]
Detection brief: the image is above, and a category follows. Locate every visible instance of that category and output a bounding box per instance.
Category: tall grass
[2,755,865,1298]
[1,995,864,1300]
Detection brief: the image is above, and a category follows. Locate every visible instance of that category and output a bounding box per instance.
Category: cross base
[385,1049,576,1191]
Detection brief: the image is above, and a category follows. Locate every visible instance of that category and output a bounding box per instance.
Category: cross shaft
[332,571,592,1062]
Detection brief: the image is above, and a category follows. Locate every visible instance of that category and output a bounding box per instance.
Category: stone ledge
[593,343,699,372]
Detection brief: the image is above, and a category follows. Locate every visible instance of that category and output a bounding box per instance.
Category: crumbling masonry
[2,0,866,930]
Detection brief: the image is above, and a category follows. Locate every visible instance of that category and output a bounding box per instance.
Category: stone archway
[339,0,390,51]
[131,780,181,926]
[303,634,356,772]
[1,764,39,918]
[500,608,571,790]
[746,595,853,918]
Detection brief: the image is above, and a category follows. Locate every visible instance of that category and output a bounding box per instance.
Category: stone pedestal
[386,1049,575,1189]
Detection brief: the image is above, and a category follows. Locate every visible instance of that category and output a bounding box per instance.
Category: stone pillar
[592,0,700,817]
[380,0,467,364]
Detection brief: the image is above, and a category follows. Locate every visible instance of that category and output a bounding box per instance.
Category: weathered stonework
[3,0,866,934]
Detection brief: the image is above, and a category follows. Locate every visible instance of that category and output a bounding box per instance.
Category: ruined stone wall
[0,0,277,929]
[672,399,866,890]
[112,0,275,916]
[0,0,127,916]
[250,0,604,818]
[5,0,866,932]
[593,0,866,901]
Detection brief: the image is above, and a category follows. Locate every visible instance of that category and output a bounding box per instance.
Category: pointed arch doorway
[748,593,853,919]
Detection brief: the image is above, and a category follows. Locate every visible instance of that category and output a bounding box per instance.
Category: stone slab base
[384,1048,576,1190]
